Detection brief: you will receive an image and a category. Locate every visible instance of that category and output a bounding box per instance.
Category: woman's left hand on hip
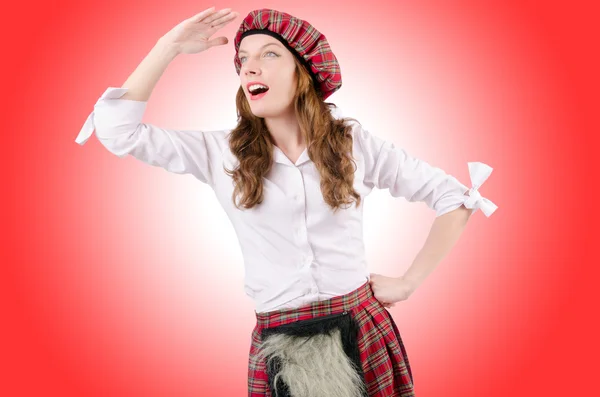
[369,273,416,308]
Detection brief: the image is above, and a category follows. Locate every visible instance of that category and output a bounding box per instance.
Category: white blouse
[75,87,498,313]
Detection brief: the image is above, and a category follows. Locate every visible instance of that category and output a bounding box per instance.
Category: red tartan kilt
[247,281,415,397]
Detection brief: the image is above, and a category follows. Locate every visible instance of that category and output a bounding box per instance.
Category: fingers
[189,6,217,22]
[207,36,229,48]
[209,10,238,28]
[201,8,234,25]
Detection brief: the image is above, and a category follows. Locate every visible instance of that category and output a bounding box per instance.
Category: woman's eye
[239,52,278,63]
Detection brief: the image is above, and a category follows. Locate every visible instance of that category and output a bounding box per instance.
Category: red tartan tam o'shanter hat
[233,8,342,100]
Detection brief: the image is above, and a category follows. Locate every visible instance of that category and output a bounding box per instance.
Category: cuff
[74,87,131,146]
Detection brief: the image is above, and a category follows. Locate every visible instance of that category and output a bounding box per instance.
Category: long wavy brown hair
[224,56,362,213]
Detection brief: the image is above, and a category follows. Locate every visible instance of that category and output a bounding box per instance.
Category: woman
[75,7,497,397]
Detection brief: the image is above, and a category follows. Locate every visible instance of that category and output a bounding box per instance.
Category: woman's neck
[265,112,305,151]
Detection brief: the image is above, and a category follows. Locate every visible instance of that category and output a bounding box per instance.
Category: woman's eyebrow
[238,43,281,54]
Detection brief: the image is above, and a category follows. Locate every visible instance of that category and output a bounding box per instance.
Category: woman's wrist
[155,37,181,61]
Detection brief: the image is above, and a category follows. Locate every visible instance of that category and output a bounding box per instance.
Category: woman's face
[238,34,297,118]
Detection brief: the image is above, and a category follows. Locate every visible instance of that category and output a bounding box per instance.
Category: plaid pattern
[233,8,342,100]
[248,281,415,396]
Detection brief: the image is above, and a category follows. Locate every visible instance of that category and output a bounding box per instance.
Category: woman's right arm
[119,38,179,102]
[75,7,238,186]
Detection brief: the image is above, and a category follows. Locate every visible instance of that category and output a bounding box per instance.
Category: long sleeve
[75,87,227,186]
[355,123,498,217]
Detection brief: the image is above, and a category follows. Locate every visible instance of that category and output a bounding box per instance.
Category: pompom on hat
[233,9,342,100]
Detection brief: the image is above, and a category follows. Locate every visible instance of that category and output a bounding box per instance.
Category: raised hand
[162,6,238,56]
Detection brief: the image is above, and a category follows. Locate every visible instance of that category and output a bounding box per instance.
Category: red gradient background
[2,0,598,396]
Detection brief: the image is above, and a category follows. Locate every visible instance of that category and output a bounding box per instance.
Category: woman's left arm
[355,123,498,306]
[370,203,473,307]
[403,201,473,288]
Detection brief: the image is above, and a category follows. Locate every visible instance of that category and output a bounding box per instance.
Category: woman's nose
[243,59,261,75]
[245,67,260,76]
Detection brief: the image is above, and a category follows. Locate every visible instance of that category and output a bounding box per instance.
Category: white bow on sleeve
[463,162,498,217]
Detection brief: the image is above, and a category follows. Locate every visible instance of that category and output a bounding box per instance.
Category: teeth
[249,84,269,94]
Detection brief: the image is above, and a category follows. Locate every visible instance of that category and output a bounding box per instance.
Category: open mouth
[248,84,269,100]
